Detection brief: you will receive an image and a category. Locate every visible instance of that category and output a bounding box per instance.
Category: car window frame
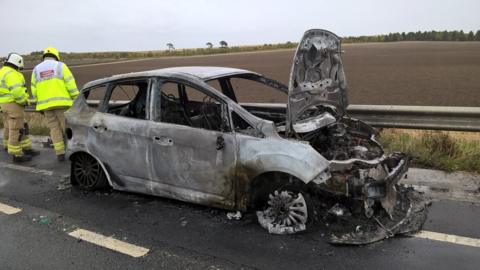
[80,83,110,111]
[227,104,266,138]
[99,77,152,120]
[152,77,232,133]
[206,74,288,105]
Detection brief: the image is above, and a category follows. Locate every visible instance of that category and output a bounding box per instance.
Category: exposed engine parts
[300,120,383,161]
[274,104,424,244]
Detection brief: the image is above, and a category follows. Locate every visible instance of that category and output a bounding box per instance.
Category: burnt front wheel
[71,153,108,191]
[256,189,314,234]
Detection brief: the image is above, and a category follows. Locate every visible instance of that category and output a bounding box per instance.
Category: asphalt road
[0,143,480,270]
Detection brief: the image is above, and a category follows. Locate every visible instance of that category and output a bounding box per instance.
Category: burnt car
[66,29,425,243]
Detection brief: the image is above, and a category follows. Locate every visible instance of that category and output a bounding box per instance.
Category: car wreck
[65,29,427,244]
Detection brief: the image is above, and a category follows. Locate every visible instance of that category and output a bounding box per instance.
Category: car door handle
[154,136,173,146]
[92,124,107,132]
[216,136,225,150]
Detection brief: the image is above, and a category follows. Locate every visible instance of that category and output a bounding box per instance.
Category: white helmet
[5,53,24,70]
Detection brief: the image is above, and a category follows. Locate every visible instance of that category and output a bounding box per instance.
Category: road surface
[0,140,479,269]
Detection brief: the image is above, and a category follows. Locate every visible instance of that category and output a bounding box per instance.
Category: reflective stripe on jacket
[31,59,79,111]
[0,66,29,105]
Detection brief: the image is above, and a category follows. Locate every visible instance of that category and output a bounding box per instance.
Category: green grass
[25,113,50,136]
[379,129,480,173]
[0,113,50,136]
[28,125,50,136]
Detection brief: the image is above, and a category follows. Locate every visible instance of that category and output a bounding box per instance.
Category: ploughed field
[24,41,480,106]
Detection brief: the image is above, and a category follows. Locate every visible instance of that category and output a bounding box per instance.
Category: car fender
[237,135,330,183]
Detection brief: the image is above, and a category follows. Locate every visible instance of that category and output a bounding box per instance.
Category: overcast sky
[1,0,479,55]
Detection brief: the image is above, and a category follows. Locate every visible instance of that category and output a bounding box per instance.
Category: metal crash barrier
[25,101,480,132]
[347,105,480,132]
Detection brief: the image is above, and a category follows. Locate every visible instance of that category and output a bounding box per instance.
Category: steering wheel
[163,94,193,126]
[201,96,218,130]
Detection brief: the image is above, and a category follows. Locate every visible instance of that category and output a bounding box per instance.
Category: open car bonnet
[286,29,348,134]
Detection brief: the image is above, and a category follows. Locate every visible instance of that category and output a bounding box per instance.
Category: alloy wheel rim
[73,153,101,188]
[267,190,308,227]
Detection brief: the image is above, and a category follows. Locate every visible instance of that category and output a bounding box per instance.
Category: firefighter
[0,53,39,162]
[31,47,79,161]
[1,108,7,150]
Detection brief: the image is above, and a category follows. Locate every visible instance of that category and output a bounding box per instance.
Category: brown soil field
[23,41,480,106]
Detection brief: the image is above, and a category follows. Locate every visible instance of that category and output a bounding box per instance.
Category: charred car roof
[82,66,260,89]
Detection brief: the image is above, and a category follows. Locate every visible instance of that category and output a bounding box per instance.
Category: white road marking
[414,230,480,248]
[0,202,22,215]
[0,161,54,176]
[68,229,149,258]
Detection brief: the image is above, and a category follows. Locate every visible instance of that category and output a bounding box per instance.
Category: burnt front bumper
[318,152,410,210]
[365,153,409,217]
[312,153,428,245]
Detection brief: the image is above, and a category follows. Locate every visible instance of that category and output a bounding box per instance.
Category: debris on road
[328,203,351,218]
[324,250,335,257]
[57,175,72,190]
[38,216,51,225]
[180,217,188,227]
[326,186,428,245]
[226,211,242,220]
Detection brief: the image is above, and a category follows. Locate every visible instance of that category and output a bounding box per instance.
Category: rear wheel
[71,153,108,190]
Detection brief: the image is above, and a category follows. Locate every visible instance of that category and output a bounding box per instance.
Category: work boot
[57,154,66,162]
[12,155,32,163]
[23,149,40,157]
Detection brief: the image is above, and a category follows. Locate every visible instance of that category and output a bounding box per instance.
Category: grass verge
[0,112,50,136]
[379,129,480,173]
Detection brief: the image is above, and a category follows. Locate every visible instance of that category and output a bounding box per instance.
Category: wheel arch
[69,151,113,188]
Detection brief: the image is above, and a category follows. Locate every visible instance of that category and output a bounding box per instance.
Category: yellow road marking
[68,229,149,258]
[0,202,21,215]
[415,230,480,248]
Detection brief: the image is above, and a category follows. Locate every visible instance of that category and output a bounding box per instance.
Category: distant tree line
[13,30,478,64]
[21,42,297,62]
[343,30,480,43]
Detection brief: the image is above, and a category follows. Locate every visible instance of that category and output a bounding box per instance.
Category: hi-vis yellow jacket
[0,66,29,105]
[31,59,79,111]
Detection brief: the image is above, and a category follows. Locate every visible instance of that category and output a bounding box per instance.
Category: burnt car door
[87,79,152,187]
[148,78,236,208]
